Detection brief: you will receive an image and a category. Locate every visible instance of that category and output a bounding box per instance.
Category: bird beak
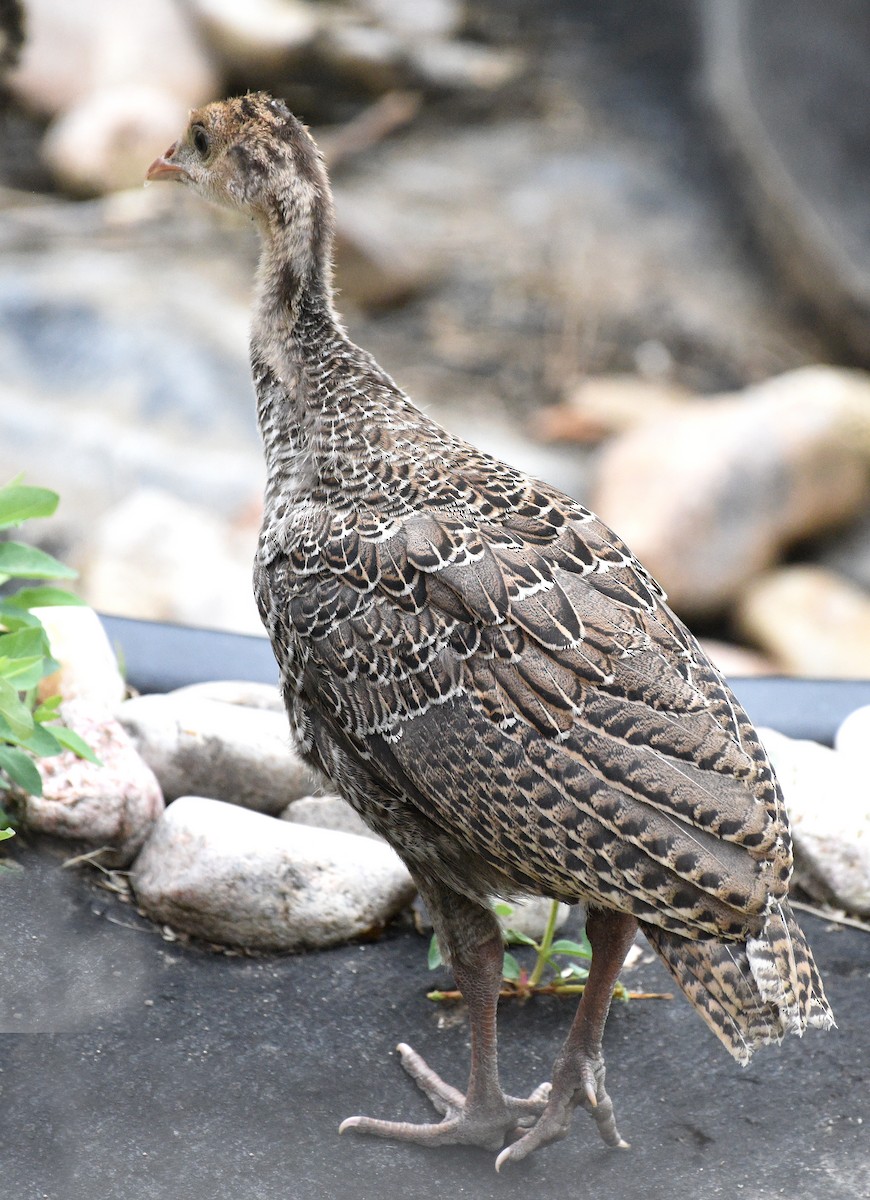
[146,144,188,182]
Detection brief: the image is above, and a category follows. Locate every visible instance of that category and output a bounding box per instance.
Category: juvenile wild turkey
[147,94,834,1168]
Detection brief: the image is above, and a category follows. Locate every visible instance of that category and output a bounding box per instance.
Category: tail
[642,900,835,1066]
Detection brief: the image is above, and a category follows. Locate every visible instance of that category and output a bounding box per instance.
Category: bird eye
[191,125,210,158]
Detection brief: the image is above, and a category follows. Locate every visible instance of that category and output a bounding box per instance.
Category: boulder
[33,605,126,710]
[130,795,416,950]
[118,693,315,814]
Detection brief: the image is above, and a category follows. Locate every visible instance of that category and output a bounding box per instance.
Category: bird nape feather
[146,92,834,1169]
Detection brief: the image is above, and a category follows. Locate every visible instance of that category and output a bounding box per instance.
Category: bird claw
[340,1042,550,1151]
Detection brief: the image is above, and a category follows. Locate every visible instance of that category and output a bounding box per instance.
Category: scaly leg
[340,883,549,1150]
[496,907,638,1170]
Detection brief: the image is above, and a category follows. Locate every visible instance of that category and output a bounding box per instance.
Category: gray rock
[168,680,284,712]
[15,699,164,867]
[118,693,315,814]
[759,726,870,916]
[282,794,382,841]
[130,795,416,950]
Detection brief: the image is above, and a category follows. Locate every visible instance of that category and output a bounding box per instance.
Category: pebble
[167,680,284,712]
[759,726,870,916]
[736,565,870,678]
[190,0,317,75]
[130,795,416,950]
[591,366,870,617]
[117,693,316,814]
[15,699,164,867]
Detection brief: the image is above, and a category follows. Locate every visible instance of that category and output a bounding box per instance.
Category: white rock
[191,0,317,74]
[117,693,315,814]
[130,795,416,950]
[834,705,870,761]
[759,726,870,916]
[81,487,263,635]
[10,0,216,119]
[282,794,382,841]
[359,0,462,40]
[16,699,164,867]
[33,605,126,709]
[43,86,191,197]
[9,0,217,195]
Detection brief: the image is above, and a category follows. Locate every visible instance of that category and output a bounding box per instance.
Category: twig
[790,899,870,935]
[321,91,421,171]
[428,985,673,1003]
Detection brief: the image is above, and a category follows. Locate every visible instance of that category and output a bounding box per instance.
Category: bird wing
[264,471,789,940]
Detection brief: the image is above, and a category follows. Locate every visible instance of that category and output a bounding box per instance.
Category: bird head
[146,93,332,234]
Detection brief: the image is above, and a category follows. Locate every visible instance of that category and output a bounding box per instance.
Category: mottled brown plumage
[147,94,834,1167]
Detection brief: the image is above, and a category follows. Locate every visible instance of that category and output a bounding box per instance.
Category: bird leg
[340,888,550,1151]
[495,906,638,1170]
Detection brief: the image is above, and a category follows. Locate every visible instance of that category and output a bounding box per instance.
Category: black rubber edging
[99,612,870,747]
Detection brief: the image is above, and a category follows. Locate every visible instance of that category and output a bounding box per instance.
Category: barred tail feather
[642,901,834,1066]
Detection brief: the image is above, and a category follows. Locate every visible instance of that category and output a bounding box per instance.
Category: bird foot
[340,1042,550,1152]
[495,1050,629,1171]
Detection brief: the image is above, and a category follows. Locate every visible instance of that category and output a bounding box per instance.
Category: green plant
[0,478,98,799]
[427,899,671,1003]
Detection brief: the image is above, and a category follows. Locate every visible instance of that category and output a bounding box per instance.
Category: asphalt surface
[1,833,868,1200]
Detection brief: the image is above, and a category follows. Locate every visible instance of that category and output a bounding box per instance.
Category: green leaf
[501,952,522,982]
[427,934,443,971]
[0,679,34,740]
[550,938,592,959]
[33,695,63,721]
[3,586,82,609]
[0,484,58,530]
[492,901,514,918]
[0,825,14,841]
[503,927,538,948]
[558,963,589,980]
[0,745,42,795]
[0,541,77,581]
[48,724,101,765]
[13,722,64,757]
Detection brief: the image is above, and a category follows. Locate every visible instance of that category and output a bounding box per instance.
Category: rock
[9,0,217,195]
[532,374,693,445]
[190,0,317,75]
[42,86,191,197]
[359,0,462,40]
[81,488,263,635]
[334,196,437,310]
[834,704,870,761]
[32,605,126,709]
[319,21,407,95]
[496,896,572,941]
[408,40,524,93]
[130,795,416,950]
[736,566,870,678]
[14,699,163,867]
[282,794,382,841]
[167,680,283,713]
[759,727,870,916]
[117,693,315,814]
[591,367,870,617]
[696,638,778,678]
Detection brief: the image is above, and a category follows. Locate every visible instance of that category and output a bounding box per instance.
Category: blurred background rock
[1,0,869,677]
